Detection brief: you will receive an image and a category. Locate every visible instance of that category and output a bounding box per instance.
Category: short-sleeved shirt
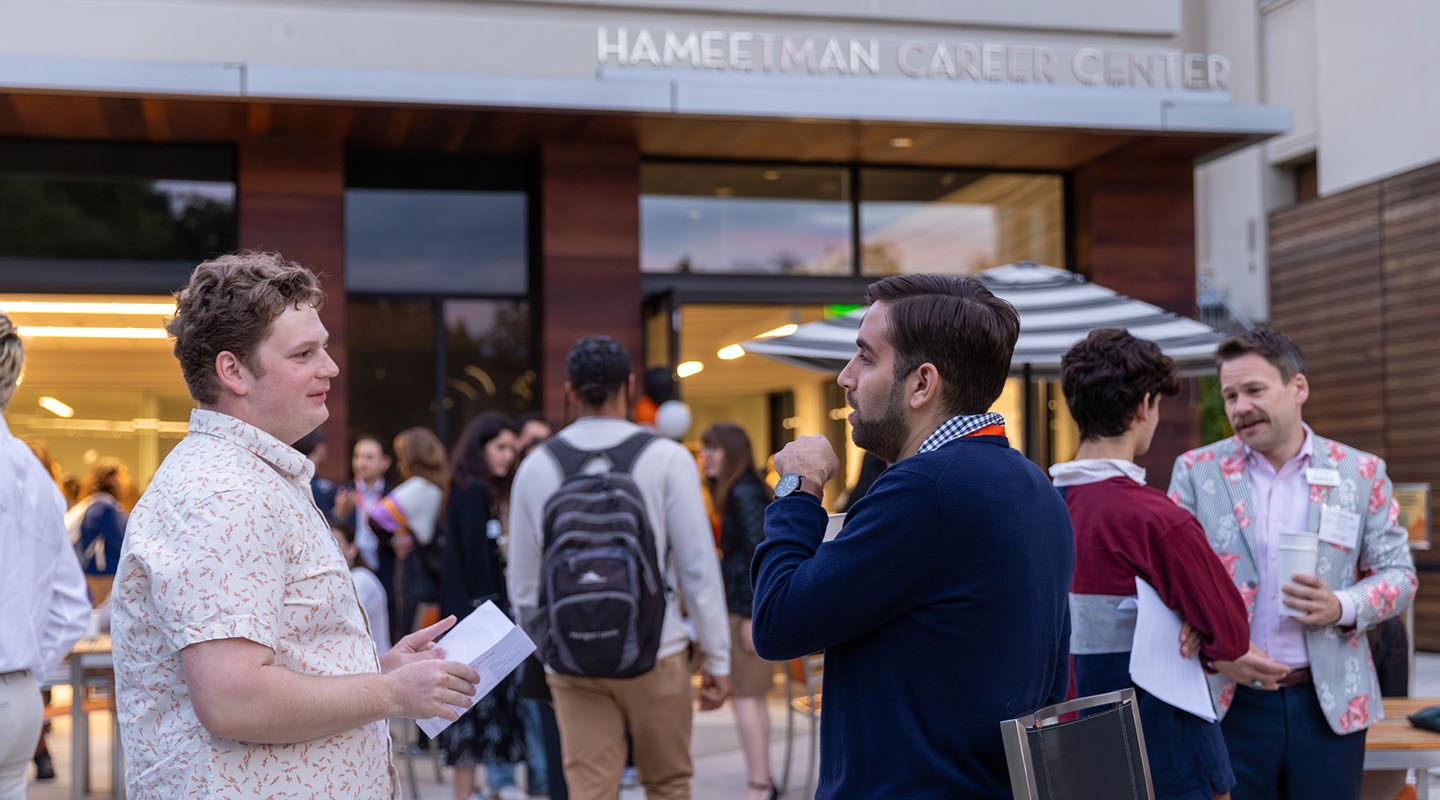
[112,410,394,799]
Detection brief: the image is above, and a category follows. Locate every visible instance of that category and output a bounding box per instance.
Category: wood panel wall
[1269,158,1440,649]
[237,136,349,481]
[538,143,643,427]
[1072,151,1200,490]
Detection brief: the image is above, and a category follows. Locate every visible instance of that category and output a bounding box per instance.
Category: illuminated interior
[2,294,191,491]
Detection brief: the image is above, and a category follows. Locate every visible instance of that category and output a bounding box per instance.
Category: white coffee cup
[1277,540,1319,618]
[823,513,845,542]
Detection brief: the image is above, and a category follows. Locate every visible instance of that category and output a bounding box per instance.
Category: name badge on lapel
[1306,468,1341,487]
[1318,505,1362,549]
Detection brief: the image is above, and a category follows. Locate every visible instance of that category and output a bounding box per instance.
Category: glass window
[859,169,1064,276]
[345,189,528,295]
[641,163,852,275]
[347,299,438,447]
[0,141,236,261]
[442,299,535,440]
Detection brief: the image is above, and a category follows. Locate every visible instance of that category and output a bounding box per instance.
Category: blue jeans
[521,699,549,794]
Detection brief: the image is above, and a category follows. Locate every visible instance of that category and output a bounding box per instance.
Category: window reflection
[860,169,1064,276]
[443,299,534,441]
[641,163,852,275]
[345,189,528,295]
[347,299,437,447]
[0,141,236,261]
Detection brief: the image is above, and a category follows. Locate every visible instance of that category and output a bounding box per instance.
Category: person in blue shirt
[751,274,1074,800]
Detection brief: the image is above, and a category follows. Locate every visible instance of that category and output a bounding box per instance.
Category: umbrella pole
[1022,363,1039,464]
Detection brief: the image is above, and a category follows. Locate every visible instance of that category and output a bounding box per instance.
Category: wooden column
[236,135,349,481]
[538,143,642,426]
[1072,151,1200,489]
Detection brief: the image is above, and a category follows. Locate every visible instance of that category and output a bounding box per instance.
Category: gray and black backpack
[537,432,667,678]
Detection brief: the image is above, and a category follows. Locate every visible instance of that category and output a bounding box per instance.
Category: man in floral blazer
[1169,326,1416,800]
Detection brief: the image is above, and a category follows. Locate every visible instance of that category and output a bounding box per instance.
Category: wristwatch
[775,472,823,500]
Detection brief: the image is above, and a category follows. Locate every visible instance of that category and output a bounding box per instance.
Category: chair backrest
[999,688,1155,800]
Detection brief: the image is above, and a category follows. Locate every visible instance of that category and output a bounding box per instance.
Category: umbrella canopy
[741,262,1227,378]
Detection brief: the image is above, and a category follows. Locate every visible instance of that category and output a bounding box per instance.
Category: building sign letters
[597,27,1230,91]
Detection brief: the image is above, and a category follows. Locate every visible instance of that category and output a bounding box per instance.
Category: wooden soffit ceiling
[0,91,1244,170]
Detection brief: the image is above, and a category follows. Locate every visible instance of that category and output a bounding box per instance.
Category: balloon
[654,400,692,441]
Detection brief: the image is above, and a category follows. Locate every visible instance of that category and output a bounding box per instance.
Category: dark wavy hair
[1216,325,1306,382]
[1060,328,1181,441]
[166,251,325,405]
[865,274,1020,415]
[450,412,518,496]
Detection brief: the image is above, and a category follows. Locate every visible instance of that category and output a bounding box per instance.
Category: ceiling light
[762,170,781,181]
[717,344,746,360]
[755,324,798,339]
[1,300,174,315]
[889,136,914,148]
[18,326,169,340]
[676,361,705,378]
[38,396,74,418]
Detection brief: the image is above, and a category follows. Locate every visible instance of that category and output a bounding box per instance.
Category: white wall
[1312,0,1440,194]
[0,0,1186,78]
[1261,0,1317,165]
[1193,0,1271,323]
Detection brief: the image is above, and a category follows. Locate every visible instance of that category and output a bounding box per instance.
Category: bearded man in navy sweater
[751,274,1074,799]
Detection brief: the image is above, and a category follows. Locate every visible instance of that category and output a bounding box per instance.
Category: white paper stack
[417,601,537,738]
[1128,577,1216,722]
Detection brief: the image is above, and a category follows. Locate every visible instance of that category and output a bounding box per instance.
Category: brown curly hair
[166,251,325,405]
[1060,328,1181,441]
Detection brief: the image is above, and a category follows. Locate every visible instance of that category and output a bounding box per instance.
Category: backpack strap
[605,432,658,475]
[543,431,658,478]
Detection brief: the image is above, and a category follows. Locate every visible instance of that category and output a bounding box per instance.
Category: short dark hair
[1216,326,1306,382]
[566,336,632,408]
[167,251,325,405]
[1060,329,1181,440]
[865,274,1020,415]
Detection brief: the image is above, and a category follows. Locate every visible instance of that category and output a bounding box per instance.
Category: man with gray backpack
[509,335,731,800]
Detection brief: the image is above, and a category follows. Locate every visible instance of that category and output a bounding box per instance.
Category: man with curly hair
[1052,328,1274,800]
[112,252,480,798]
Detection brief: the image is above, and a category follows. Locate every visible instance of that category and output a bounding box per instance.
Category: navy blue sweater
[752,436,1074,800]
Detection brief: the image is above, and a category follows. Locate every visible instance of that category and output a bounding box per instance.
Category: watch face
[776,472,801,497]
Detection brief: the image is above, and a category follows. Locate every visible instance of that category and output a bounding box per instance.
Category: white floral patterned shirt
[112,410,395,799]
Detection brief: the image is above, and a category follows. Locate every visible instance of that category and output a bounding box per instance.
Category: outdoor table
[1364,697,1440,795]
[67,635,123,800]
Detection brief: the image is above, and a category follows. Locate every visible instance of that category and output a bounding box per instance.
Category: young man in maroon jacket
[1052,329,1286,800]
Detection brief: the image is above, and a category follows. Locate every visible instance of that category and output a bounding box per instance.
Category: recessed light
[714,187,734,198]
[889,137,914,149]
[717,344,746,360]
[763,170,781,181]
[38,396,75,418]
[676,361,705,378]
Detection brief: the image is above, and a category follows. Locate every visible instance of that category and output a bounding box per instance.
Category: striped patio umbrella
[742,261,1228,378]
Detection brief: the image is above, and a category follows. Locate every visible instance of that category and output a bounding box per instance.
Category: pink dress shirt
[1245,427,1357,668]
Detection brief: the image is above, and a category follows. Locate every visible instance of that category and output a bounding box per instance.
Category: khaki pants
[0,670,42,800]
[547,653,694,800]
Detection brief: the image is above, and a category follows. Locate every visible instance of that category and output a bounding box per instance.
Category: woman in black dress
[441,413,527,800]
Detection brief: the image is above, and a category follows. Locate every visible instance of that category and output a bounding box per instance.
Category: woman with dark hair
[700,423,778,800]
[440,413,529,800]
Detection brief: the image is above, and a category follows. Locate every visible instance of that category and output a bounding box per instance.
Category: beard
[850,380,909,464]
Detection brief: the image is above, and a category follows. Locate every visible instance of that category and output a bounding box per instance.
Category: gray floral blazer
[1168,433,1417,734]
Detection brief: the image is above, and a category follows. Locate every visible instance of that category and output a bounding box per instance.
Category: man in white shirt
[509,336,731,800]
[0,311,91,800]
[111,252,480,798]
